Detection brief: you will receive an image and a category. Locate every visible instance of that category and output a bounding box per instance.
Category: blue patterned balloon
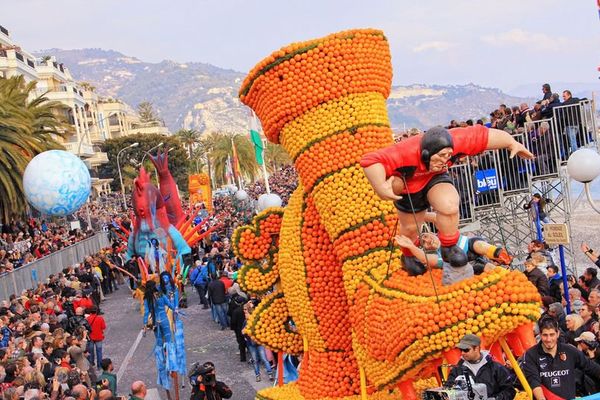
[23,150,91,216]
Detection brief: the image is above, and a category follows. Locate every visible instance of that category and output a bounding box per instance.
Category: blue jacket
[0,326,11,348]
[190,266,208,286]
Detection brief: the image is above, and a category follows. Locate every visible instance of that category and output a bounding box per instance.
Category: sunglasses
[460,347,473,353]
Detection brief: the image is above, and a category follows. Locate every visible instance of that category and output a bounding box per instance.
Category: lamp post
[141,142,164,165]
[567,148,600,213]
[117,142,139,210]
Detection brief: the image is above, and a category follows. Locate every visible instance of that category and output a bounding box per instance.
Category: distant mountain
[36,48,539,132]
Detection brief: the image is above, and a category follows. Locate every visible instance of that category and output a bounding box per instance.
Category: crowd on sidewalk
[0,244,150,400]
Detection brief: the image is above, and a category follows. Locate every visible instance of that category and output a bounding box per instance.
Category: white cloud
[480,29,570,50]
[412,41,456,53]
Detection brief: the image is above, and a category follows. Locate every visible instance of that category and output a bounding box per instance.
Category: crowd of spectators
[245,165,298,207]
[446,83,591,166]
[0,220,92,276]
[0,247,132,400]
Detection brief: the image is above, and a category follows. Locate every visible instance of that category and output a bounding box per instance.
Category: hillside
[36,48,536,132]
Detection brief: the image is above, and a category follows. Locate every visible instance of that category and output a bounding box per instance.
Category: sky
[2,0,599,93]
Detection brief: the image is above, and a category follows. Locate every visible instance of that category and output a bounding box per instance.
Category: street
[100,285,269,400]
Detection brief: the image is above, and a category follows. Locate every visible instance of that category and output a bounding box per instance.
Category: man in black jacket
[207,273,228,329]
[446,334,516,400]
[189,361,232,400]
[524,317,600,400]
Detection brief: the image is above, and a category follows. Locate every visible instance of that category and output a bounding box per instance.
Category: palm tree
[205,132,258,187]
[265,142,292,173]
[0,76,66,221]
[175,128,200,158]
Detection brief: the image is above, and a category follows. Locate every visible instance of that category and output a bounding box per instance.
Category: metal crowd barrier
[448,161,474,224]
[471,151,502,210]
[524,118,561,180]
[0,232,109,300]
[552,99,597,161]
[449,99,598,231]
[497,133,530,195]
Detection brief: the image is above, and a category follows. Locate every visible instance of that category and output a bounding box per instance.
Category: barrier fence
[0,232,109,300]
[451,100,598,224]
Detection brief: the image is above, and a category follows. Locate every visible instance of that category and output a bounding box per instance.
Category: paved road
[100,285,270,400]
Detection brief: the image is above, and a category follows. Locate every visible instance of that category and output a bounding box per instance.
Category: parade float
[114,151,220,399]
[233,29,542,400]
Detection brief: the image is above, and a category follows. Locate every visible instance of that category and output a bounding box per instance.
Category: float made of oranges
[236,28,541,400]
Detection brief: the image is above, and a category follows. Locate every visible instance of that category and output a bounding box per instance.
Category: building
[1,24,112,196]
[0,24,37,82]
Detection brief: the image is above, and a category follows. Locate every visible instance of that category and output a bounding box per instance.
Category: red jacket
[360,125,489,193]
[74,297,94,311]
[86,313,107,341]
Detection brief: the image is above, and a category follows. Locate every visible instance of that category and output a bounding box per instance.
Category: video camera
[424,371,488,400]
[189,361,216,387]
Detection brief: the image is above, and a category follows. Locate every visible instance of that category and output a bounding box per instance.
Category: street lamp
[141,142,164,165]
[567,148,600,213]
[117,142,139,210]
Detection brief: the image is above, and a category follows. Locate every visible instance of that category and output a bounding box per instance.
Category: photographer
[445,334,516,400]
[189,361,232,400]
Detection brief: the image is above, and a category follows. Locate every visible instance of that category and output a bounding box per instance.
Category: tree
[100,133,189,192]
[79,82,96,92]
[137,101,159,123]
[265,142,292,172]
[175,129,200,158]
[0,76,67,221]
[205,132,258,187]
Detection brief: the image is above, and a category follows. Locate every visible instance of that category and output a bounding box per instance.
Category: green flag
[250,113,264,166]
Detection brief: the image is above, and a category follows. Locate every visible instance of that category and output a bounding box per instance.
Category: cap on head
[456,333,481,350]
[421,127,454,169]
[575,331,597,343]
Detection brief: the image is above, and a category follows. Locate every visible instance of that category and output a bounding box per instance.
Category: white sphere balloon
[23,150,91,216]
[257,193,282,211]
[567,149,600,183]
[235,189,249,201]
[226,184,238,194]
[256,194,267,211]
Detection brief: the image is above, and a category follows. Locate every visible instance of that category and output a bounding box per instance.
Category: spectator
[546,265,563,303]
[445,334,516,400]
[523,257,550,297]
[575,331,600,394]
[207,272,229,330]
[540,83,552,102]
[99,358,117,395]
[523,317,600,400]
[556,90,586,156]
[527,240,555,267]
[579,303,600,336]
[548,302,567,333]
[189,362,232,400]
[228,296,247,363]
[130,381,147,400]
[565,313,585,345]
[589,289,600,310]
[581,243,600,269]
[540,93,561,119]
[190,261,209,309]
[86,305,106,369]
[243,303,274,382]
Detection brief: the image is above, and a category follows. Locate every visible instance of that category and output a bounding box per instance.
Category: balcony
[43,87,85,107]
[87,151,109,167]
[63,142,95,158]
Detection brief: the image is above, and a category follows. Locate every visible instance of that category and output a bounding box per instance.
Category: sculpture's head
[421,127,454,172]
[132,167,168,233]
